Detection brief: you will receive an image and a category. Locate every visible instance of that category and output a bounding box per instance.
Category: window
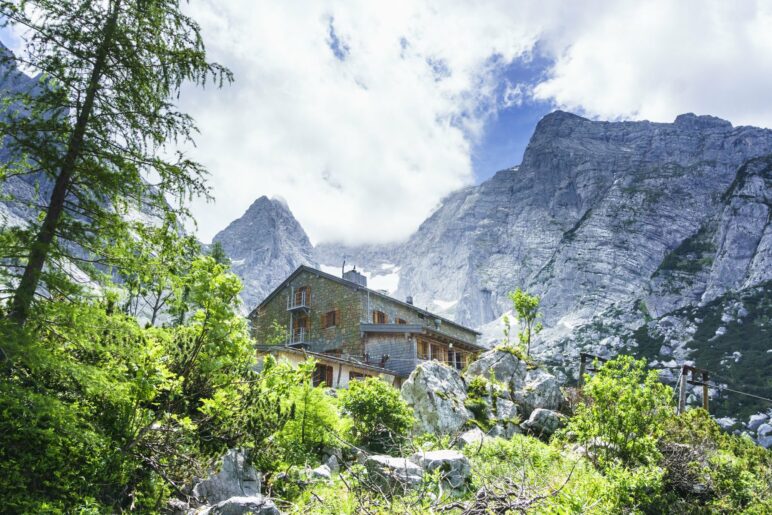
[454,351,466,370]
[294,286,310,306]
[417,340,429,360]
[349,371,371,382]
[431,344,444,362]
[313,363,334,387]
[396,318,407,325]
[322,309,340,328]
[372,310,387,324]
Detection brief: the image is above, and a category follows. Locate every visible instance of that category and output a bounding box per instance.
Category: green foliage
[508,288,543,356]
[339,377,414,453]
[660,409,772,513]
[565,355,673,469]
[277,360,341,465]
[0,255,258,512]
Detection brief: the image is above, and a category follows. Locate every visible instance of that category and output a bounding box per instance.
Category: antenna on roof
[341,255,347,277]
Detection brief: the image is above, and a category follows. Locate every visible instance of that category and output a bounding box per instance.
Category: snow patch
[433,299,458,310]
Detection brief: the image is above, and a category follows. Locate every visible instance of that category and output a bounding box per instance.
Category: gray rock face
[199,495,280,515]
[512,369,563,415]
[455,427,489,449]
[411,450,471,489]
[212,196,317,313]
[401,361,472,434]
[521,408,565,437]
[464,349,564,417]
[364,455,424,494]
[464,349,527,390]
[193,450,261,505]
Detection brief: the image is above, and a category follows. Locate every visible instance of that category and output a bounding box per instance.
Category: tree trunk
[8,0,122,325]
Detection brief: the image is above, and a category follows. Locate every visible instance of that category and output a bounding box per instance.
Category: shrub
[563,355,672,469]
[339,377,414,453]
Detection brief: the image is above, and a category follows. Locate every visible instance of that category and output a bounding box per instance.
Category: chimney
[343,267,367,287]
[406,295,413,305]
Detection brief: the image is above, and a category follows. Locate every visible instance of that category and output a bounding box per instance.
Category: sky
[4,1,772,246]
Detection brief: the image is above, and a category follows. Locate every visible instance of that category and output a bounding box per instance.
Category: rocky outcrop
[521,409,565,437]
[410,450,471,489]
[464,349,564,418]
[192,450,261,505]
[211,196,317,312]
[464,349,527,390]
[199,495,280,515]
[401,361,472,434]
[364,455,424,494]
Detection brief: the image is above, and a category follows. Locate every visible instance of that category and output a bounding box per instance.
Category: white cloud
[181,0,541,245]
[533,0,772,125]
[176,0,772,245]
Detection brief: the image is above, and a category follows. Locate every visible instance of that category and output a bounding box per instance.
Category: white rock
[520,408,565,437]
[757,423,772,437]
[747,414,769,432]
[193,450,261,505]
[455,427,489,449]
[411,450,471,489]
[199,495,280,515]
[311,464,332,481]
[364,455,424,493]
[401,361,472,434]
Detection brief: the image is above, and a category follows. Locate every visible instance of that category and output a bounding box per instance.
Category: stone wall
[252,269,363,355]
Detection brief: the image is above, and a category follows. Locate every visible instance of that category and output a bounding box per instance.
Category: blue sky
[471,56,554,181]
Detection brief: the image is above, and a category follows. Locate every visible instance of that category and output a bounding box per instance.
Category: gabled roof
[249,264,481,336]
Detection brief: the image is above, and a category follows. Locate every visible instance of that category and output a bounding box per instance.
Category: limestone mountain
[211,196,317,312]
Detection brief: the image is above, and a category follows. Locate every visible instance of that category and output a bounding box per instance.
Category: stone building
[249,265,484,385]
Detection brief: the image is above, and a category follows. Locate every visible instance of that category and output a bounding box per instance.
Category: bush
[339,377,414,453]
[660,409,772,512]
[563,355,672,469]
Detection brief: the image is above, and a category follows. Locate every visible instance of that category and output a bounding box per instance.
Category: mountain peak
[674,113,733,130]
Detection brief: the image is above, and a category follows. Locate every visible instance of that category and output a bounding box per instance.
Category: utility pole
[677,365,710,414]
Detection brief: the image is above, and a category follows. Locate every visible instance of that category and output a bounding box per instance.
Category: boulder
[747,414,768,432]
[193,449,261,505]
[464,349,527,390]
[512,369,564,415]
[455,427,489,449]
[401,361,472,434]
[364,455,424,494]
[520,408,565,437]
[324,454,340,474]
[310,464,332,482]
[411,450,471,489]
[199,495,280,515]
[758,435,772,449]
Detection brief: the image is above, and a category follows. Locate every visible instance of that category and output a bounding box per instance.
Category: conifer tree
[0,0,231,325]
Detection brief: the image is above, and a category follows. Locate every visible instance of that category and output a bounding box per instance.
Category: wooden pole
[678,365,688,414]
[702,371,709,412]
[578,354,587,387]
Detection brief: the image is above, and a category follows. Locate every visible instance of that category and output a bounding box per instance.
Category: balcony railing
[290,327,307,345]
[287,290,309,311]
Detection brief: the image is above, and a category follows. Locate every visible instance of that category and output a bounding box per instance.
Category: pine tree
[0,0,231,325]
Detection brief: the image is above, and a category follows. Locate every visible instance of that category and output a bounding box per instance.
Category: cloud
[180,0,541,245]
[170,1,772,245]
[533,0,772,125]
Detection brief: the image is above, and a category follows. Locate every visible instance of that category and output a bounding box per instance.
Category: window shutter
[320,313,327,328]
[335,309,341,326]
[326,365,334,387]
